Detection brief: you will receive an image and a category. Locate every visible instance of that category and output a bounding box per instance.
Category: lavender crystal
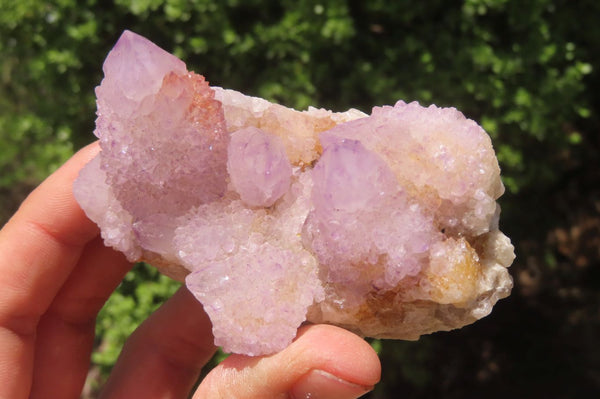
[74,30,514,355]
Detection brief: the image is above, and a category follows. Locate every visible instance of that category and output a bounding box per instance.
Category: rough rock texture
[74,30,515,356]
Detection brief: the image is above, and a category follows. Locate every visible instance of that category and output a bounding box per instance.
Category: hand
[0,143,381,399]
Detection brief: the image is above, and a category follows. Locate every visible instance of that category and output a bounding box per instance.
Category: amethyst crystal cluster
[74,31,514,356]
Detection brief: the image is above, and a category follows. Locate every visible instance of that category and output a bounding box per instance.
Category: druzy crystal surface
[74,30,515,356]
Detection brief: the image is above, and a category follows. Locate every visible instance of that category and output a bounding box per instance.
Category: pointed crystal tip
[101,30,187,101]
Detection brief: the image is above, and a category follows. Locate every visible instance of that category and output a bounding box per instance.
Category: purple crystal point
[96,31,229,222]
[81,30,230,262]
[227,126,293,208]
[320,101,503,235]
[99,30,186,103]
[304,139,440,292]
[310,139,398,213]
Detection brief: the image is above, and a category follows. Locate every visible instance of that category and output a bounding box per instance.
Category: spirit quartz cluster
[74,30,515,356]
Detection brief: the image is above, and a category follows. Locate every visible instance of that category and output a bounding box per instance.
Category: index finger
[0,142,105,398]
[0,142,102,326]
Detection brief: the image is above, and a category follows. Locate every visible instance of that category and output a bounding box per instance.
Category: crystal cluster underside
[74,30,515,356]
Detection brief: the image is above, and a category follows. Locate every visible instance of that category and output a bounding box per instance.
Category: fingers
[99,286,217,399]
[30,236,131,399]
[194,324,381,399]
[0,142,101,398]
[0,142,101,326]
[0,137,382,399]
[101,286,380,399]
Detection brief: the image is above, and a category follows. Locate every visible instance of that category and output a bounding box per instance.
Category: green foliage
[0,114,72,187]
[2,0,599,396]
[93,263,180,375]
[2,0,596,200]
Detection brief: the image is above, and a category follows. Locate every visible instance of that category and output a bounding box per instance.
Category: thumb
[193,324,381,399]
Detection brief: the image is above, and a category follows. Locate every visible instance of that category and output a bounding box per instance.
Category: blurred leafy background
[1,0,599,397]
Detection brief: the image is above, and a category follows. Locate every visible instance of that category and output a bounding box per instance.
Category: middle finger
[99,286,216,399]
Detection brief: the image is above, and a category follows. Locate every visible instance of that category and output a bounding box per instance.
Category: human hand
[0,143,381,399]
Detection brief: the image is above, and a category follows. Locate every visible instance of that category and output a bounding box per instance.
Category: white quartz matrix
[74,30,515,356]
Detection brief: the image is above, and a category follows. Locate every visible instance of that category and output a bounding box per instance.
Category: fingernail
[290,369,373,399]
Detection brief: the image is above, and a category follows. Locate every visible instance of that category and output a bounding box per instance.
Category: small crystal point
[227,126,293,208]
[311,139,398,213]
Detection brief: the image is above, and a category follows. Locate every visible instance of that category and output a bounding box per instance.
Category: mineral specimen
[74,30,515,356]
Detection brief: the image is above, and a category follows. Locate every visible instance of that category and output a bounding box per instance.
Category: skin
[0,142,381,399]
